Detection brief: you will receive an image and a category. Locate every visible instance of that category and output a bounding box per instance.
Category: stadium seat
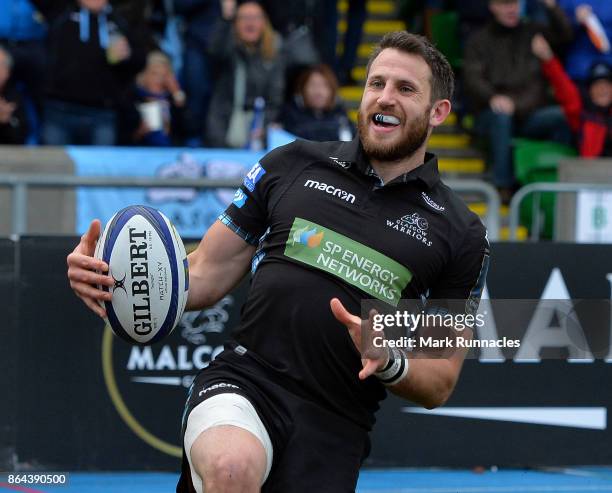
[430,11,462,70]
[512,138,577,239]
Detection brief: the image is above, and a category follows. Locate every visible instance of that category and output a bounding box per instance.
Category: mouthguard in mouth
[373,114,401,126]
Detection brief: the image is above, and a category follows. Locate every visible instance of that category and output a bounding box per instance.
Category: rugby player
[67,31,490,493]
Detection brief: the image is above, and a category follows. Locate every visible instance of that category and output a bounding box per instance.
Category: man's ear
[429,99,452,128]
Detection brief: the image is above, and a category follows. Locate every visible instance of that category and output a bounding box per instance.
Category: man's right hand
[67,219,114,318]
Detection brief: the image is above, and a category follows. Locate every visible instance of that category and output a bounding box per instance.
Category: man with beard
[67,31,490,493]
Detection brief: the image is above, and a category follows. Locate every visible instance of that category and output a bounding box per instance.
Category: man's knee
[200,451,262,491]
[190,425,267,493]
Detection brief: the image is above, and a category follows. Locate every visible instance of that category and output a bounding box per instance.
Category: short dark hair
[366,31,454,103]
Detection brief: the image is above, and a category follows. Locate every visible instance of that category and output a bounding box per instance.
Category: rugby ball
[94,205,189,344]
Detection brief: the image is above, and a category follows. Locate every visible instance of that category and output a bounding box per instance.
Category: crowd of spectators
[463,0,612,198]
[464,0,574,199]
[399,0,612,199]
[1,0,610,196]
[0,0,358,148]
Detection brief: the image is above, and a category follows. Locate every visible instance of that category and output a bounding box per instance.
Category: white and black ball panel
[94,212,115,265]
[95,205,188,344]
[169,221,189,328]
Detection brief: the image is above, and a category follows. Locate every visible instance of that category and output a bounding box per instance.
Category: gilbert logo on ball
[94,205,189,344]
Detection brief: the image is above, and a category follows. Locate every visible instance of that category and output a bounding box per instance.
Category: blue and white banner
[70,129,298,237]
[69,147,265,238]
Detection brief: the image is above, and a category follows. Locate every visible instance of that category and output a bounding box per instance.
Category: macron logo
[304,179,356,204]
[198,383,240,397]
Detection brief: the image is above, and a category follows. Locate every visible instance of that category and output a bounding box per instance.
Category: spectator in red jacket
[533,33,612,156]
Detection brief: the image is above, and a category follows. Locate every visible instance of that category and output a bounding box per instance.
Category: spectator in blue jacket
[558,0,612,82]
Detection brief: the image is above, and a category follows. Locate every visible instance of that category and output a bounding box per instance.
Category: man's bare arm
[330,298,471,410]
[186,220,256,310]
[387,329,472,409]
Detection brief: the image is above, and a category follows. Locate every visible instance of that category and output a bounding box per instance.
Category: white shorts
[184,392,274,493]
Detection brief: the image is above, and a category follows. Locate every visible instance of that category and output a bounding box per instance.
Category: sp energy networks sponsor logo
[387,212,432,247]
[293,224,325,248]
[285,217,412,305]
[102,295,236,457]
[303,179,356,204]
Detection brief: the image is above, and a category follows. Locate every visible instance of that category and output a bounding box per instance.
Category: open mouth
[372,113,401,128]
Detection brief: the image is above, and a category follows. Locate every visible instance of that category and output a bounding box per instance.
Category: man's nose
[377,85,396,107]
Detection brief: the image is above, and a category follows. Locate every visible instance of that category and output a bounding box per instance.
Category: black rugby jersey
[217,137,490,429]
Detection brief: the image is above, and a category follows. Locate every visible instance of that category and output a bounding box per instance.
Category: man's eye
[370,80,383,88]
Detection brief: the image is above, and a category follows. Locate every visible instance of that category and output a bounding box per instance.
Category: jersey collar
[334,137,441,189]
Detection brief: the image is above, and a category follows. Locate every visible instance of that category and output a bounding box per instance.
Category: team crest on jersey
[386,212,433,247]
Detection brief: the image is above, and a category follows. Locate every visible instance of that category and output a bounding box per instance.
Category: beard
[358,106,431,162]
